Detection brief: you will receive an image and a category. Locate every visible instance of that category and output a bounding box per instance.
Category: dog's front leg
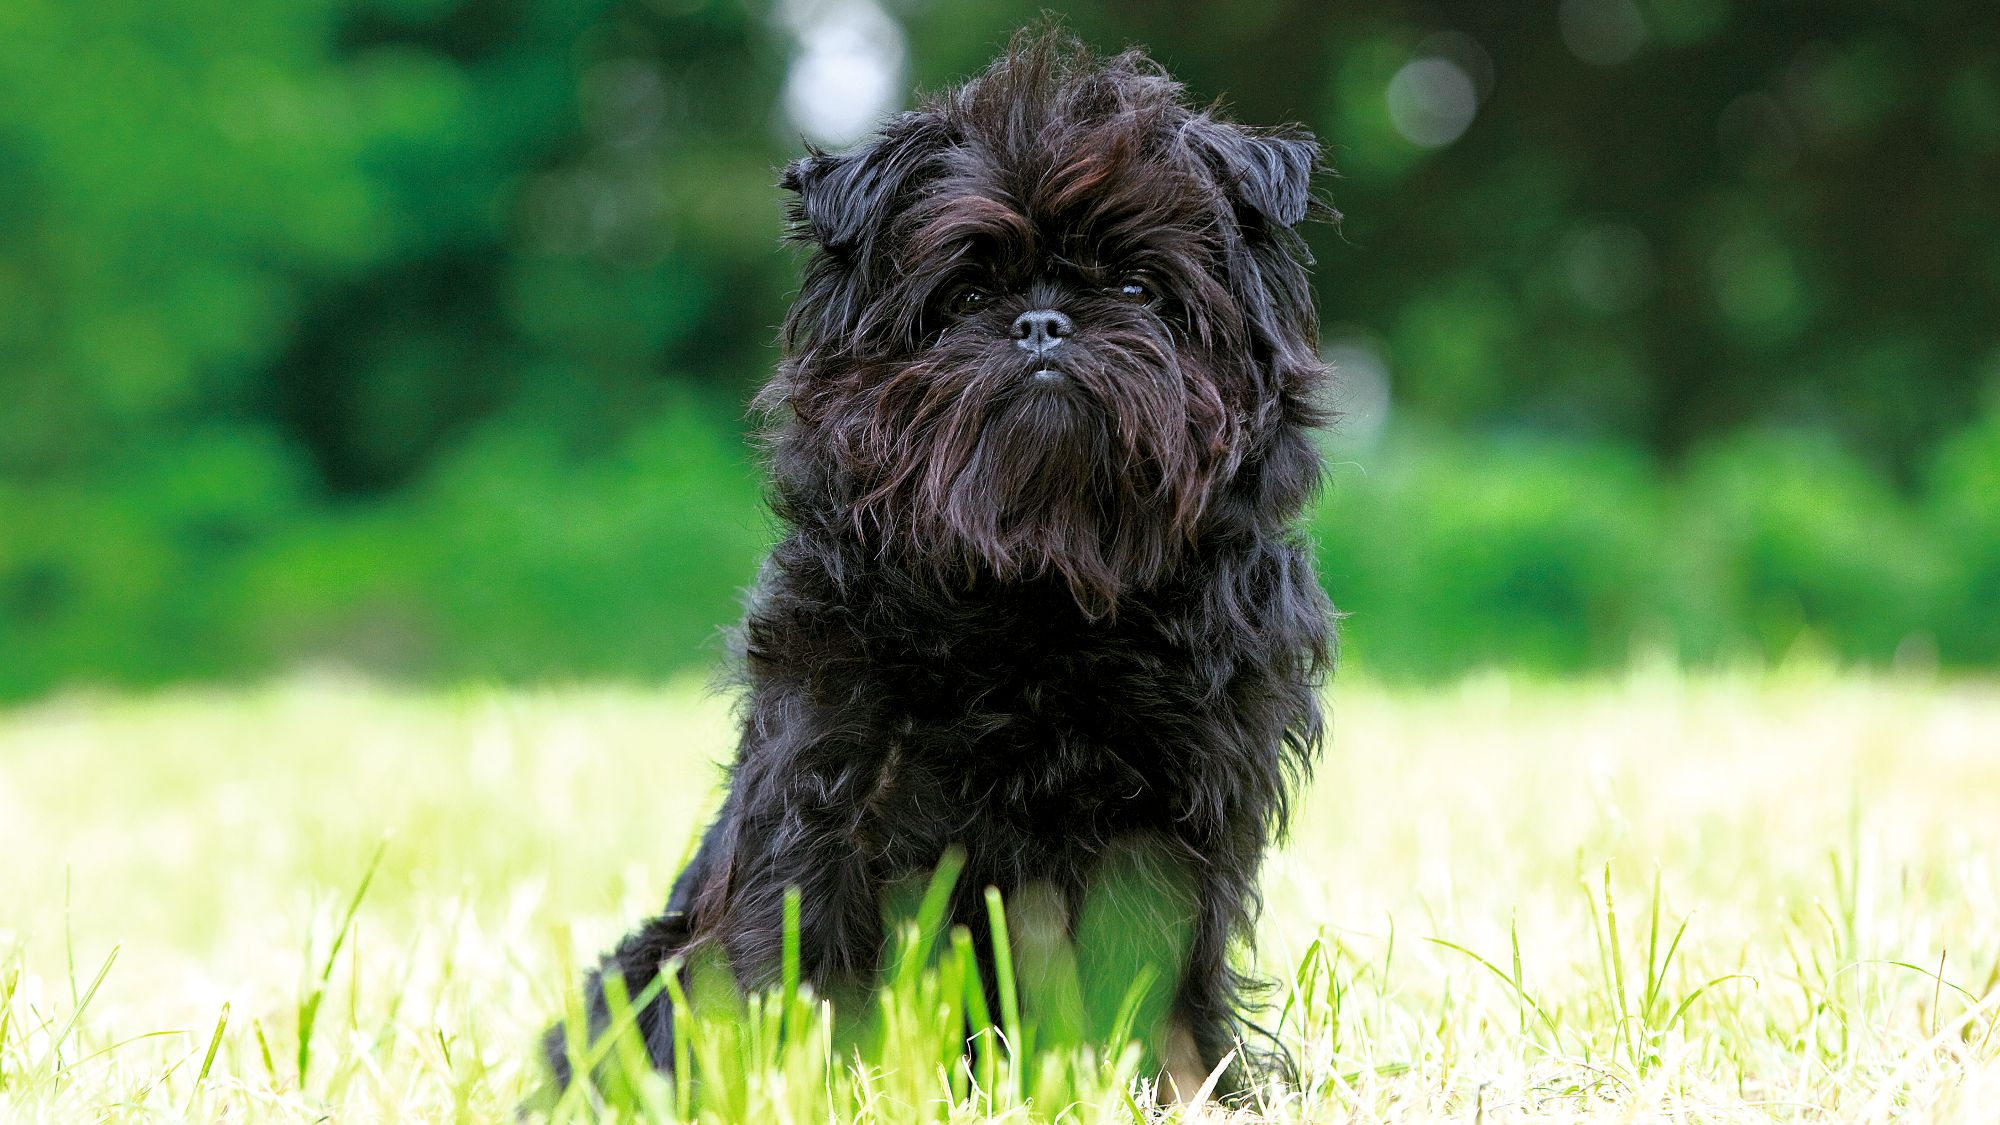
[1166,860,1262,1103]
[546,745,887,1085]
[542,819,729,1087]
[711,752,889,1002]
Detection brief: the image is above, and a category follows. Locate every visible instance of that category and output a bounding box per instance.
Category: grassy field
[2,667,1998,1122]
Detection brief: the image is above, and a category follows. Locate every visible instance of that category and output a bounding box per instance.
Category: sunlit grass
[2,666,1997,1121]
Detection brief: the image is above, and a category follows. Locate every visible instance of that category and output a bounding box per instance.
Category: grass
[2,664,1998,1121]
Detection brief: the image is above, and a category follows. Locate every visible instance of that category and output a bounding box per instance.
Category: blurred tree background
[1,0,1996,699]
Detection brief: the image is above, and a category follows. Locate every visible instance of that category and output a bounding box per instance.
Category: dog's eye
[1111,274,1156,303]
[949,286,990,315]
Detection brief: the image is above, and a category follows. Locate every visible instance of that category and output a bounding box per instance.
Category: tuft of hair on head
[958,23,1335,235]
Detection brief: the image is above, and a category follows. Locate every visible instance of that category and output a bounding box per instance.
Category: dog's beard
[803,330,1241,617]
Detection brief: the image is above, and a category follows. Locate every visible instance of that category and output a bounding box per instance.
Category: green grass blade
[984,886,1024,1106]
[298,841,386,1082]
[783,884,803,1040]
[1425,937,1564,1053]
[42,945,117,1080]
[184,1002,229,1115]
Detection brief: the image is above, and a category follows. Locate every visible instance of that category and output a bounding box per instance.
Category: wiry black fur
[546,31,1334,1098]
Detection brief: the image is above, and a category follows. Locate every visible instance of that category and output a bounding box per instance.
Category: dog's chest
[849,625,1212,851]
[765,564,1252,869]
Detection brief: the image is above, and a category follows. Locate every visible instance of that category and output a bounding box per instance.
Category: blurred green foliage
[1,0,1996,697]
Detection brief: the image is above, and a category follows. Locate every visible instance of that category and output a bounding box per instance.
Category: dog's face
[765,38,1329,615]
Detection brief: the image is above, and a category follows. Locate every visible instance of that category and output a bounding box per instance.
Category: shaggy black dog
[548,31,1333,1099]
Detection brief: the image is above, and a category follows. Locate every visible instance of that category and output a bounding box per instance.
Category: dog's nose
[1011,309,1073,354]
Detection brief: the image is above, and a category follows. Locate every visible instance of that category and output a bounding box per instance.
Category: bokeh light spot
[1560,0,1649,66]
[779,0,905,147]
[1323,338,1394,448]
[1564,223,1658,313]
[1385,57,1478,148]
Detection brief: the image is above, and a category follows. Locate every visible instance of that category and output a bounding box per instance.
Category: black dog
[549,31,1333,1099]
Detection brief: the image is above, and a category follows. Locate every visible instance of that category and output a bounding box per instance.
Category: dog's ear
[781,114,945,257]
[1184,116,1321,231]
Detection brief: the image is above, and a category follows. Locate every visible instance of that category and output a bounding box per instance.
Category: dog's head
[762,31,1331,616]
